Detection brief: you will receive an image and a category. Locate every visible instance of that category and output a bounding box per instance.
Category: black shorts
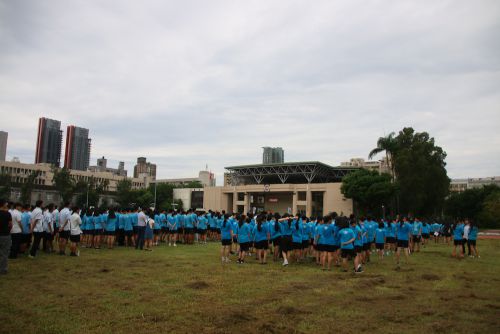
[316,244,325,252]
[105,230,115,236]
[216,229,221,234]
[454,239,464,246]
[412,235,421,243]
[354,246,363,254]
[124,230,133,237]
[232,236,238,243]
[161,227,168,232]
[221,239,232,246]
[443,232,451,237]
[133,226,139,234]
[397,240,409,248]
[44,232,54,241]
[70,234,81,243]
[60,230,70,240]
[95,229,103,236]
[341,248,355,259]
[280,236,293,252]
[292,242,303,250]
[209,227,216,232]
[467,239,476,246]
[23,233,32,243]
[240,242,250,252]
[363,243,370,251]
[185,228,194,235]
[302,240,309,249]
[153,230,160,235]
[255,240,269,250]
[376,243,384,250]
[386,237,396,244]
[422,233,430,239]
[322,244,336,253]
[198,229,207,235]
[169,229,177,234]
[272,236,281,246]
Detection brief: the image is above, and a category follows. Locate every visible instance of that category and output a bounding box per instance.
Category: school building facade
[203,162,357,217]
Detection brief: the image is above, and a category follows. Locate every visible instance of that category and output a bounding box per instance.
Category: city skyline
[1,1,499,183]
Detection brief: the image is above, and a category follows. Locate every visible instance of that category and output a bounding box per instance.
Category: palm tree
[368,132,397,181]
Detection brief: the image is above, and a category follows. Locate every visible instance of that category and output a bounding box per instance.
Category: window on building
[237,192,245,201]
[298,191,306,201]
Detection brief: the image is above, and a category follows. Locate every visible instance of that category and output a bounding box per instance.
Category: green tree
[20,170,41,204]
[368,132,397,181]
[341,169,397,216]
[392,128,449,216]
[115,179,133,206]
[52,168,75,204]
[0,172,11,199]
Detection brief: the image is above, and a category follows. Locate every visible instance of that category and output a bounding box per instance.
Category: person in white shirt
[42,204,55,253]
[58,202,72,255]
[69,206,82,257]
[9,203,23,259]
[463,221,471,256]
[29,200,44,258]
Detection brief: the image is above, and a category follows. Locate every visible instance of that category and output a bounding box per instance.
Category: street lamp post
[153,182,157,210]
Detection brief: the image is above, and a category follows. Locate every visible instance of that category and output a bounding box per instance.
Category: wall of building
[203,182,353,216]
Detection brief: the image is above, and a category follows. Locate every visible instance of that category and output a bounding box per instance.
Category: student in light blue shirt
[124,211,134,247]
[220,214,233,263]
[254,216,270,264]
[105,209,118,249]
[395,217,412,267]
[467,220,479,258]
[375,222,386,260]
[339,216,357,273]
[411,218,423,253]
[197,213,208,244]
[236,216,251,264]
[320,216,336,270]
[452,220,465,258]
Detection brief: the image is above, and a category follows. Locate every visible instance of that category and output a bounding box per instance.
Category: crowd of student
[0,197,480,275]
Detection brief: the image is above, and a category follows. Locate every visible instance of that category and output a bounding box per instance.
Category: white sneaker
[173,243,177,247]
[76,251,80,257]
[168,243,171,246]
[282,260,289,266]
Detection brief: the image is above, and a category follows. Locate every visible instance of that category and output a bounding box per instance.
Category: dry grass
[1,240,499,334]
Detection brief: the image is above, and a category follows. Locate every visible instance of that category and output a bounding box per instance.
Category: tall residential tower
[35,117,63,166]
[64,125,91,171]
[0,131,7,161]
[262,147,284,164]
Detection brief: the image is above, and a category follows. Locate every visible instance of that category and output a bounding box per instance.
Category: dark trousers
[117,229,125,246]
[9,233,22,259]
[30,232,44,257]
[135,226,146,250]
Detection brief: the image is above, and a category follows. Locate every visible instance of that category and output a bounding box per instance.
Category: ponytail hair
[274,213,281,232]
[223,214,229,228]
[257,217,263,232]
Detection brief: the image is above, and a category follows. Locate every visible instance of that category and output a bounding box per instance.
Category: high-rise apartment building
[88,156,127,176]
[64,125,91,171]
[262,147,284,164]
[0,131,7,161]
[35,117,63,167]
[134,157,157,180]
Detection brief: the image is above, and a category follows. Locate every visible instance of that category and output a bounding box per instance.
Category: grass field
[1,240,499,334]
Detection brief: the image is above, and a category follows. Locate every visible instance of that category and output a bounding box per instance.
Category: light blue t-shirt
[254,223,269,242]
[396,222,412,241]
[237,223,251,243]
[220,220,232,240]
[375,228,386,244]
[454,224,464,240]
[198,216,208,230]
[321,224,335,245]
[21,212,31,234]
[469,226,478,240]
[339,228,355,250]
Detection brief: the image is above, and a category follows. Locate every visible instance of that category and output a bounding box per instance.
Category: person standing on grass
[124,209,135,247]
[467,221,479,258]
[395,217,412,268]
[270,214,282,262]
[313,216,324,265]
[291,215,303,262]
[411,217,422,253]
[421,221,430,248]
[58,202,71,255]
[385,218,396,255]
[69,206,82,256]
[338,217,356,273]
[220,214,233,263]
[20,204,31,253]
[278,214,294,267]
[452,220,465,259]
[236,215,251,264]
[375,222,386,260]
[144,210,154,251]
[29,200,44,258]
[0,198,12,274]
[320,215,336,271]
[105,209,117,249]
[463,220,471,256]
[351,219,364,273]
[135,207,147,250]
[167,211,177,247]
[254,216,270,264]
[197,212,208,244]
[42,204,55,253]
[9,203,23,259]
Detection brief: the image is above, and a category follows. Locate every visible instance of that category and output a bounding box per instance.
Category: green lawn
[1,240,499,334]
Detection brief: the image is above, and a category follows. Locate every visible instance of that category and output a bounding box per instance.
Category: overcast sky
[1,0,499,184]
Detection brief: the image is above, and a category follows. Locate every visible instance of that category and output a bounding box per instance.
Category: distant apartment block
[450,177,500,193]
[35,117,63,167]
[0,131,7,161]
[64,125,91,171]
[134,157,157,180]
[88,156,127,177]
[340,158,390,175]
[262,147,284,164]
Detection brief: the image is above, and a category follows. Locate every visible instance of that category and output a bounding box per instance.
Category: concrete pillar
[244,193,249,214]
[232,191,238,213]
[306,190,312,217]
[292,191,298,215]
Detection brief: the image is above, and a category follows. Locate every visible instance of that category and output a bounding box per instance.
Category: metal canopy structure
[225,161,358,185]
